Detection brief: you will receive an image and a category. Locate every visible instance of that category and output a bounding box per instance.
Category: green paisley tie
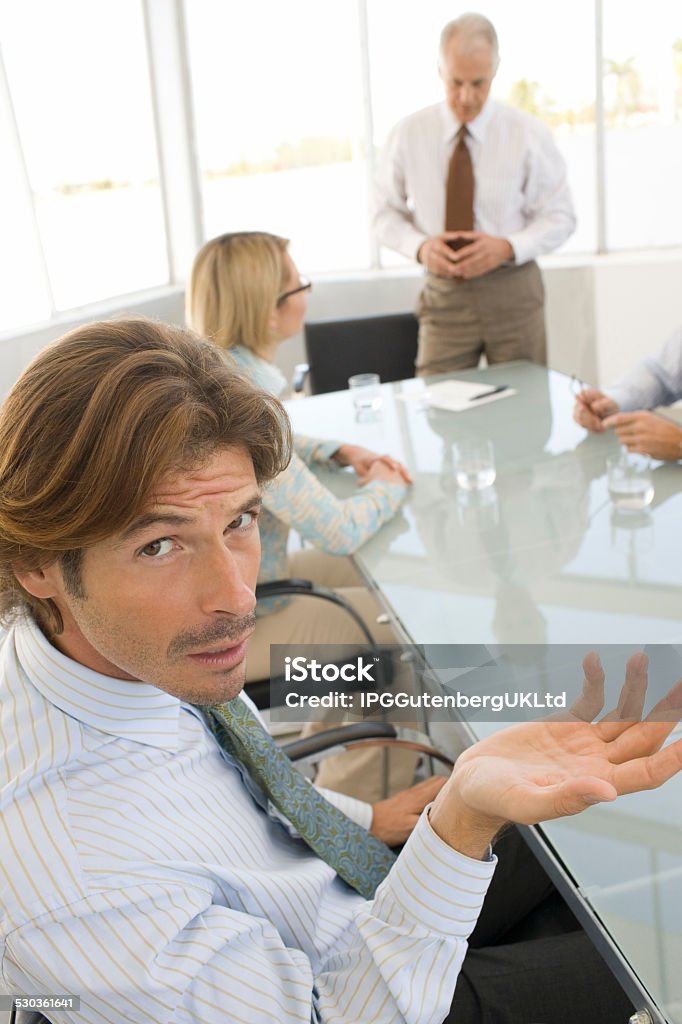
[201,697,396,899]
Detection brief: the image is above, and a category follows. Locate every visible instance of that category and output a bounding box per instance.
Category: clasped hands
[333,443,413,486]
[418,231,513,280]
[573,388,682,461]
[371,652,682,858]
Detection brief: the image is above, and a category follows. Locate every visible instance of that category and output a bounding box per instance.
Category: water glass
[453,438,496,491]
[606,453,654,511]
[348,373,382,419]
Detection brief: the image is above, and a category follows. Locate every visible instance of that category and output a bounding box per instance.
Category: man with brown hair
[0,318,679,1023]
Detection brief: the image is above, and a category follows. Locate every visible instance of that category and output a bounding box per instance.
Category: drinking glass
[453,438,496,491]
[606,453,654,511]
[348,373,382,419]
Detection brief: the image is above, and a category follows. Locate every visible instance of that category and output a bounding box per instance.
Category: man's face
[28,446,262,705]
[440,39,496,123]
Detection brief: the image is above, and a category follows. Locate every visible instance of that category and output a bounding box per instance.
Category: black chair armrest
[283,722,397,760]
[283,723,455,771]
[292,362,310,393]
[255,579,377,651]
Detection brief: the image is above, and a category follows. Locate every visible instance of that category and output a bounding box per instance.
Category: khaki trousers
[247,549,418,802]
[416,260,546,376]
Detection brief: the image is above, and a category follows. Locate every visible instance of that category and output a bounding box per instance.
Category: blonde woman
[187,232,415,800]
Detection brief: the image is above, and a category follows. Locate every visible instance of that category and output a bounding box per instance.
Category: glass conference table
[286,362,682,1024]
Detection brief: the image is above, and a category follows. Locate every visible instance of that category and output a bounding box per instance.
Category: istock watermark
[269,643,682,725]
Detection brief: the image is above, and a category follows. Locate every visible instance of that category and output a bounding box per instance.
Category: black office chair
[249,578,452,786]
[9,1009,48,1024]
[295,312,419,395]
[247,578,390,709]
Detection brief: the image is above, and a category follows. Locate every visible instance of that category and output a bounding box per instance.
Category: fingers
[607,679,682,763]
[573,389,615,432]
[422,236,466,277]
[645,677,682,723]
[376,455,413,484]
[607,719,679,764]
[404,775,448,806]
[501,776,617,825]
[611,735,682,795]
[600,652,648,724]
[573,400,605,432]
[561,652,605,722]
[550,776,618,818]
[602,412,639,431]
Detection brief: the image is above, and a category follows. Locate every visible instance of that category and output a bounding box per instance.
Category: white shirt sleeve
[606,326,682,411]
[373,120,431,261]
[504,121,576,265]
[4,813,495,1024]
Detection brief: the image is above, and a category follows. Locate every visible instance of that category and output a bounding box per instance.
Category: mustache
[167,612,256,658]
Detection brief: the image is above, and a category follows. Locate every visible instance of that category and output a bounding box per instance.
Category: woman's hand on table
[333,444,413,484]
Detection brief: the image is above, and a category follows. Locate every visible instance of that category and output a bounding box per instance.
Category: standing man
[374,13,576,375]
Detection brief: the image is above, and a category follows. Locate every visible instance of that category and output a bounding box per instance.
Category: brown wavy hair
[0,317,291,634]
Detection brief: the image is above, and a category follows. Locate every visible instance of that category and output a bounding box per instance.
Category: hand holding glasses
[570,376,619,433]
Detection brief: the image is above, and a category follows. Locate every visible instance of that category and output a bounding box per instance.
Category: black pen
[468,385,509,402]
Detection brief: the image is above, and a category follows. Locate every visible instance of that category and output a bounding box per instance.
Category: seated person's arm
[263,450,408,556]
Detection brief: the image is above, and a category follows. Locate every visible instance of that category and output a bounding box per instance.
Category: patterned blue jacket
[228,346,407,612]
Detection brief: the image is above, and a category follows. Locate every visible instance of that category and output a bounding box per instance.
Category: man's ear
[13,564,62,600]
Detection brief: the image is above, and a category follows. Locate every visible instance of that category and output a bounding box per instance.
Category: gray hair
[439,13,499,67]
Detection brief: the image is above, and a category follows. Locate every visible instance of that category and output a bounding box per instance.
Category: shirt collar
[440,98,495,145]
[229,345,288,398]
[14,617,182,751]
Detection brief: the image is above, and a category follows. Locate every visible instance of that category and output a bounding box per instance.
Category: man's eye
[139,538,174,558]
[228,510,258,531]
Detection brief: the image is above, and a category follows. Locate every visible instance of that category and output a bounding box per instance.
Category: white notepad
[423,379,516,412]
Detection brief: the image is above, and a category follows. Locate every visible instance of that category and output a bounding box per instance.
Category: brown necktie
[445,126,474,231]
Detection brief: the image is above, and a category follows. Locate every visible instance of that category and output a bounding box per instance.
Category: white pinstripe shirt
[373,99,576,265]
[0,618,495,1024]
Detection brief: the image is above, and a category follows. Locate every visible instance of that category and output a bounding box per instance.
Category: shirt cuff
[504,232,535,267]
[377,808,496,938]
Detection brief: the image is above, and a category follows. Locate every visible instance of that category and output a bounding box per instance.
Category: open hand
[429,653,682,858]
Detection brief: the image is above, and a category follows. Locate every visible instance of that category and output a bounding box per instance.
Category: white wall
[1,252,681,400]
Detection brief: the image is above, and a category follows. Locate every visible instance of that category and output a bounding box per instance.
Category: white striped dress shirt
[373,99,576,265]
[0,617,495,1024]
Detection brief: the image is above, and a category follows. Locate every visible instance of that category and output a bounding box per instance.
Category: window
[185,0,370,273]
[0,0,168,315]
[0,1,679,336]
[602,0,682,250]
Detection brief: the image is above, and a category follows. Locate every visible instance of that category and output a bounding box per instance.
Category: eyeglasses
[277,276,312,305]
[569,374,584,397]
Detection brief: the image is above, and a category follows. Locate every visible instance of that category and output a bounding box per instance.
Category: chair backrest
[303,312,418,395]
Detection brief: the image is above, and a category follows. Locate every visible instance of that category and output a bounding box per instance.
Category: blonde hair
[0,317,291,634]
[187,232,290,357]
